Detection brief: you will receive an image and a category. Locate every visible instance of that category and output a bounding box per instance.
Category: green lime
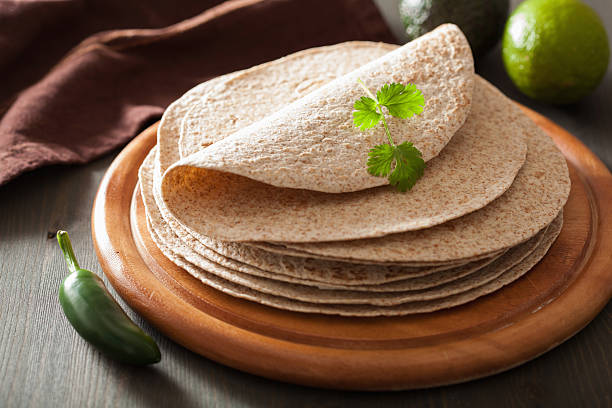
[502,0,609,104]
[399,0,509,57]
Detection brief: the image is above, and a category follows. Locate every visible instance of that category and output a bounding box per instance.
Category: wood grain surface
[1,0,611,406]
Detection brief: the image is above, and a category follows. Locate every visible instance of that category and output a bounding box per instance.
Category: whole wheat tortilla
[142,34,568,315]
[146,211,562,316]
[161,75,526,243]
[142,148,500,289]
[174,24,474,193]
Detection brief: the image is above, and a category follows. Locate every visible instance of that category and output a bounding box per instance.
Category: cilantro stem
[357,78,395,147]
[378,111,395,147]
[357,78,376,99]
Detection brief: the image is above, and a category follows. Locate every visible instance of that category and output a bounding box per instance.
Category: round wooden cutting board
[92,106,612,390]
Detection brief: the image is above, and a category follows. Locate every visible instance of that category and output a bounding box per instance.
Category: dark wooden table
[1,1,610,406]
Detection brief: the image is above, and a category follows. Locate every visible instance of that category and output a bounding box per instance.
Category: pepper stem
[57,230,80,274]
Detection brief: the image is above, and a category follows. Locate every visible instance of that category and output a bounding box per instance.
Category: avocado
[399,0,509,57]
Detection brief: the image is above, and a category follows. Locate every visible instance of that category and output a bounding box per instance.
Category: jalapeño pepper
[57,231,161,365]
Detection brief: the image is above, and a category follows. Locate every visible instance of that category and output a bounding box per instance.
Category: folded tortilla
[170,24,474,194]
[161,75,528,244]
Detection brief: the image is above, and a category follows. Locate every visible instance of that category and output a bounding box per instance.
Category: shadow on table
[124,366,204,408]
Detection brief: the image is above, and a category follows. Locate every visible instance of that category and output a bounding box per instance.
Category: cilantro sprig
[353,79,425,192]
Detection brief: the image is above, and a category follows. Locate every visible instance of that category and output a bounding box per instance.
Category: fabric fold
[0,0,395,186]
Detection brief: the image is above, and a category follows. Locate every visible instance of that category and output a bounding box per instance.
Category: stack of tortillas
[138,24,570,316]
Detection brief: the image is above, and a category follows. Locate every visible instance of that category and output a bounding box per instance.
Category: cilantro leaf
[388,142,425,192]
[367,142,425,192]
[353,96,382,130]
[367,144,394,177]
[354,79,426,192]
[376,83,425,119]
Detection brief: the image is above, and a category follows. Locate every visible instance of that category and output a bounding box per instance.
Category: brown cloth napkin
[0,0,395,186]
